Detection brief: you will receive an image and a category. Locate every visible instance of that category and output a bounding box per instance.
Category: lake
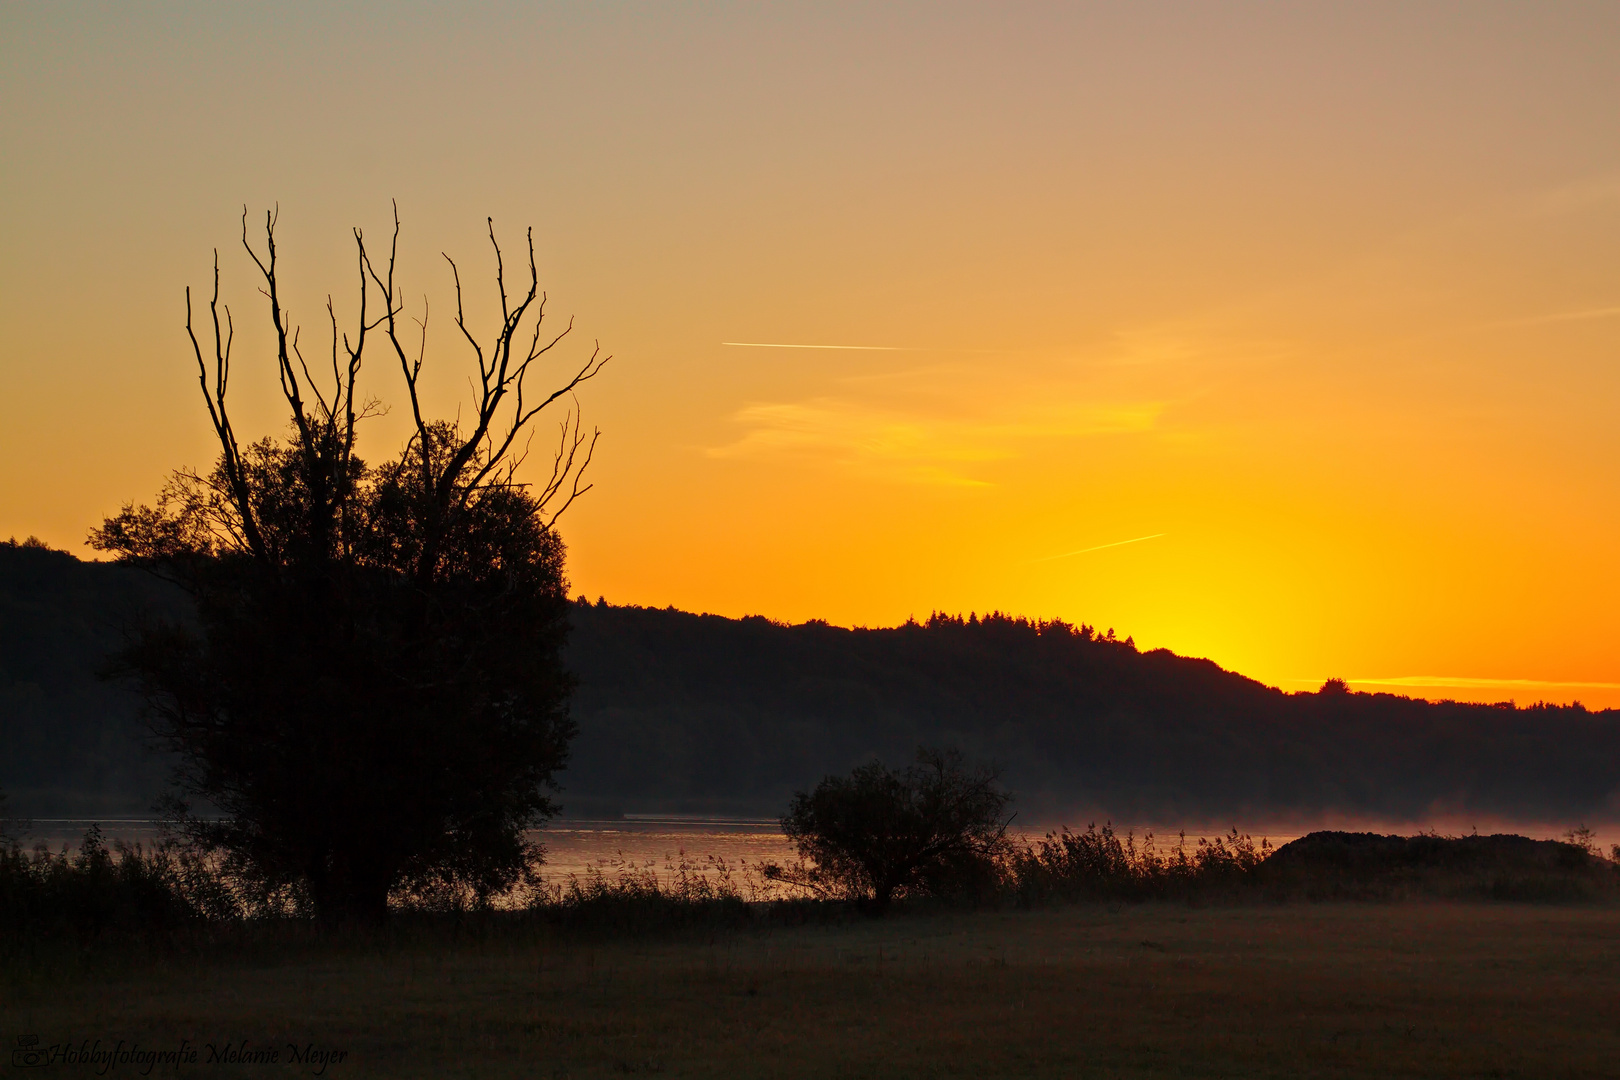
[13,816,1611,890]
[9,816,801,890]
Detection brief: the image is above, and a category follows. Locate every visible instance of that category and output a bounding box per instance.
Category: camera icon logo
[12,1035,52,1068]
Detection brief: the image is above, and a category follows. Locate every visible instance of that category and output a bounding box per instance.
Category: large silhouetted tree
[91,207,606,921]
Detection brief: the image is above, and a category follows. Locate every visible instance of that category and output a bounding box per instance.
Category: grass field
[5,902,1620,1078]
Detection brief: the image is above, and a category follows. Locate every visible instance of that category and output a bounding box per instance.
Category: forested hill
[562,602,1620,822]
[0,542,187,815]
[5,544,1619,824]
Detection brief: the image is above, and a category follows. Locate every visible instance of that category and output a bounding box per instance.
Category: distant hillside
[0,542,187,815]
[563,603,1620,822]
[4,546,1618,824]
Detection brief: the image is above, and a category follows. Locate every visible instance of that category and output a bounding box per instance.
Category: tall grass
[6,823,1617,964]
[0,827,218,958]
[1,832,823,960]
[517,851,837,933]
[1009,823,1271,904]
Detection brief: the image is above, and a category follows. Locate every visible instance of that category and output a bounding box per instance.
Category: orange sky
[3,4,1618,705]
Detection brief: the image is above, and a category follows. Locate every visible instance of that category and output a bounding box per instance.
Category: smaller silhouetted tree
[764,747,1013,913]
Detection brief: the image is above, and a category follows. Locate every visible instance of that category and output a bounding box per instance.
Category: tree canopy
[767,747,1014,911]
[88,208,604,920]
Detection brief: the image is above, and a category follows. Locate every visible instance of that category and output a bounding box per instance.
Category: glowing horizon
[3,4,1618,707]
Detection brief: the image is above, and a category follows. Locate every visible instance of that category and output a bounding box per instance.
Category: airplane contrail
[1034,533,1166,562]
[722,341,913,351]
[1487,305,1620,329]
[1343,675,1620,691]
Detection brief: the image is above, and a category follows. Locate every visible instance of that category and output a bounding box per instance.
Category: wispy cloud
[1032,533,1166,562]
[707,396,1164,486]
[721,341,1009,355]
[1479,305,1620,330]
[1531,170,1620,217]
[705,322,1254,485]
[722,342,916,351]
[1346,675,1620,691]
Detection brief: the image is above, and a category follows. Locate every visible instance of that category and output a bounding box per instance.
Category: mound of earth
[1261,831,1618,901]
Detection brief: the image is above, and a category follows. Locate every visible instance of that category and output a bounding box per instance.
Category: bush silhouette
[765,747,1013,912]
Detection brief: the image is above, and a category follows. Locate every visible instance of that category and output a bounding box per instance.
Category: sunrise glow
[3,4,1617,705]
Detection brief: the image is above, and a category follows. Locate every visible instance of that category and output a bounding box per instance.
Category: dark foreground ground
[5,902,1619,1078]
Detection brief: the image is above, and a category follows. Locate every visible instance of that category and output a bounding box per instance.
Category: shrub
[764,747,1014,912]
[0,827,210,954]
[1011,823,1269,903]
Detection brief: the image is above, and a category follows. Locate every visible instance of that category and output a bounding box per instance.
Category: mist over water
[16,819,169,852]
[531,818,798,883]
[16,815,1615,886]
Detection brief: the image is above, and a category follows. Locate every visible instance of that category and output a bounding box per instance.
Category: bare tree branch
[241,206,317,461]
[186,252,269,567]
[353,212,607,580]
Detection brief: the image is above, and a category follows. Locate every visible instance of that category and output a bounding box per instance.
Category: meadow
[6,900,1620,1078]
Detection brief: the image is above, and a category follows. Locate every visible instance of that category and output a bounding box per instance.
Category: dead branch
[360,211,608,577]
[186,252,269,566]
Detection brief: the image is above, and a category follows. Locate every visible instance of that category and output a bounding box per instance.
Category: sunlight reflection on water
[529,817,798,883]
[13,817,1615,881]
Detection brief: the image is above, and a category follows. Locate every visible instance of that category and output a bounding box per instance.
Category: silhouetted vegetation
[764,748,1014,911]
[562,603,1620,824]
[0,540,184,815]
[0,828,211,959]
[82,209,604,922]
[0,828,814,962]
[1260,830,1620,902]
[9,568,1620,826]
[1010,822,1271,903]
[1004,824,1619,904]
[6,821,1615,968]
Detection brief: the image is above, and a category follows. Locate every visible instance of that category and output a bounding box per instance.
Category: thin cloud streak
[722,342,915,351]
[1348,675,1620,691]
[707,396,1165,487]
[1480,305,1620,330]
[722,342,1009,354]
[1033,533,1166,563]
